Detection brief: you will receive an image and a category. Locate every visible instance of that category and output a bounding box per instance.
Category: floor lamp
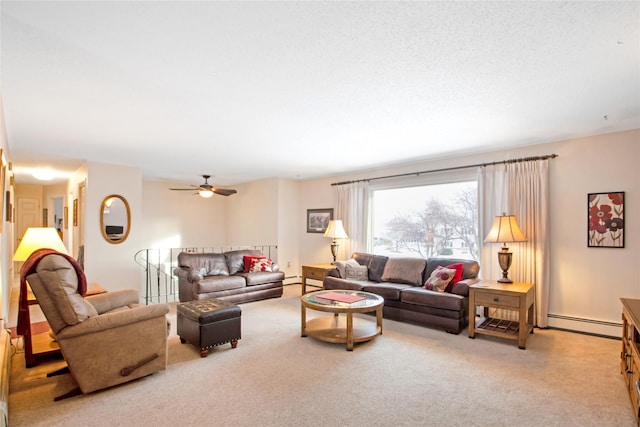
[484,213,527,283]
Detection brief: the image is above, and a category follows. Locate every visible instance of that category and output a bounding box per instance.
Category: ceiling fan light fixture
[198,189,214,198]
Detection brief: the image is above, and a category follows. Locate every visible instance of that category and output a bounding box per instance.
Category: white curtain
[479,160,550,327]
[334,181,370,260]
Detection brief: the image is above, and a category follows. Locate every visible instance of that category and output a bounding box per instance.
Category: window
[371,180,478,260]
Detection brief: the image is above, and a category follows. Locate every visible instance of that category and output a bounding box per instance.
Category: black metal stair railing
[134,246,278,304]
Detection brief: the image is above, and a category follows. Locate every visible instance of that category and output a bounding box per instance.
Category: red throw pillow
[243,255,265,273]
[444,263,464,293]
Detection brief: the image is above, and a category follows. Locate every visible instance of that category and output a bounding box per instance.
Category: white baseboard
[547,313,621,338]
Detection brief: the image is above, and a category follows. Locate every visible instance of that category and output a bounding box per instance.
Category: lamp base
[330,241,339,263]
[497,247,513,284]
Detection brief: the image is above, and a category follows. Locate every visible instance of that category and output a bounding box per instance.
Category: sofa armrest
[174,266,203,282]
[449,278,479,297]
[87,289,140,314]
[57,303,170,340]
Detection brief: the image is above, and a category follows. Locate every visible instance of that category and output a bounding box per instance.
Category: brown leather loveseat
[323,252,480,334]
[174,249,284,304]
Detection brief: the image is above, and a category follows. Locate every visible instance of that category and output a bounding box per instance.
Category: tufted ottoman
[177,299,242,357]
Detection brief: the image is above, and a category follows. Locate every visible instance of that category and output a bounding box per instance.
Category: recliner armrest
[87,289,139,314]
[57,303,170,339]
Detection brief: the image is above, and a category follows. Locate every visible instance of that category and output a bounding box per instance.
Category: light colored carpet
[8,285,636,427]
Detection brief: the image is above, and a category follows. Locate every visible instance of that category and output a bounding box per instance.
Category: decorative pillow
[334,259,360,278]
[424,266,457,292]
[444,263,464,293]
[244,255,265,273]
[250,258,273,272]
[345,264,369,281]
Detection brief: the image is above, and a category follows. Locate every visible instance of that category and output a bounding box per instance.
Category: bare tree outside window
[372,181,478,260]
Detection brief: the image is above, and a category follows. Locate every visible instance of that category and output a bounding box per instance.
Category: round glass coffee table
[301,290,384,351]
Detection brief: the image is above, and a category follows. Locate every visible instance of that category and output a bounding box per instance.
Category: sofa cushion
[424,266,457,292]
[241,270,285,286]
[400,287,465,311]
[197,275,246,293]
[334,259,360,278]
[352,252,388,282]
[225,250,263,274]
[323,276,367,291]
[362,282,412,301]
[178,252,230,277]
[345,264,368,280]
[381,257,427,287]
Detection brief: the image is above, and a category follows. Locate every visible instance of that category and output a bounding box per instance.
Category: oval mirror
[100,194,131,244]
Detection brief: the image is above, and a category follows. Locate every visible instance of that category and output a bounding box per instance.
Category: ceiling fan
[169,175,237,198]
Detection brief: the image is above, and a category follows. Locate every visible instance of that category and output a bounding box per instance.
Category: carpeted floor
[8,285,637,427]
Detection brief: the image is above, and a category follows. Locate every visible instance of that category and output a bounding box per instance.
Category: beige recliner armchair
[22,250,170,400]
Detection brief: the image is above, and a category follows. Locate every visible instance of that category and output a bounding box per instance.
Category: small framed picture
[73,198,78,226]
[588,191,624,248]
[307,208,333,233]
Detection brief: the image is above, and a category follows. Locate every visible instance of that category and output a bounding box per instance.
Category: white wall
[277,178,301,281]
[84,162,142,292]
[226,179,279,246]
[141,179,226,249]
[296,129,640,336]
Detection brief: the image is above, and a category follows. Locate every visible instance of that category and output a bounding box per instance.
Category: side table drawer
[475,292,520,309]
[303,268,325,280]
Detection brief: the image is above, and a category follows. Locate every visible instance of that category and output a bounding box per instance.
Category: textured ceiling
[1,1,639,185]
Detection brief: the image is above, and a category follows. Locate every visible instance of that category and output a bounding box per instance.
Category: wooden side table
[301,263,336,295]
[468,280,534,349]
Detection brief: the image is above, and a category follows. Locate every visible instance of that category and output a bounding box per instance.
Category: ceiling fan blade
[169,188,197,191]
[212,188,237,196]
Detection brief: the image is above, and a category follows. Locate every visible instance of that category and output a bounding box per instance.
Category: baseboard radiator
[481,310,622,338]
[0,329,10,427]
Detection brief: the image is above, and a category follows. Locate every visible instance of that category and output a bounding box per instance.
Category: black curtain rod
[331,154,558,186]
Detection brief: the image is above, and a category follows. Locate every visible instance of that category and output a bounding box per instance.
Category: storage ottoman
[177,299,242,357]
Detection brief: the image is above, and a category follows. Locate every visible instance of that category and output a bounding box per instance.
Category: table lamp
[13,227,69,261]
[484,213,527,283]
[324,220,348,263]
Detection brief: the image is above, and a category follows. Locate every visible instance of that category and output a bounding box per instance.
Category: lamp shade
[198,189,214,198]
[324,220,348,239]
[484,213,527,244]
[13,227,69,261]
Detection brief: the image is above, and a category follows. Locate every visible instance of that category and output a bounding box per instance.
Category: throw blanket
[17,248,87,336]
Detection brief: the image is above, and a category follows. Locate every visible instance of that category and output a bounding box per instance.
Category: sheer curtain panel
[479,159,551,327]
[334,181,370,261]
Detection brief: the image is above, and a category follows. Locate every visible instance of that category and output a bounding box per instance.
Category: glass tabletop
[302,290,383,309]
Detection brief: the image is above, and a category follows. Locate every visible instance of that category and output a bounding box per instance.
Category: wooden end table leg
[346,312,354,351]
[301,304,307,337]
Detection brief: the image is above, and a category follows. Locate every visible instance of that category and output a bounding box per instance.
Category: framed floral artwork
[588,191,624,248]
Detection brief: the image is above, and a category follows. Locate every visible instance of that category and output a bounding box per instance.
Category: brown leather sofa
[323,252,480,334]
[174,249,284,304]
